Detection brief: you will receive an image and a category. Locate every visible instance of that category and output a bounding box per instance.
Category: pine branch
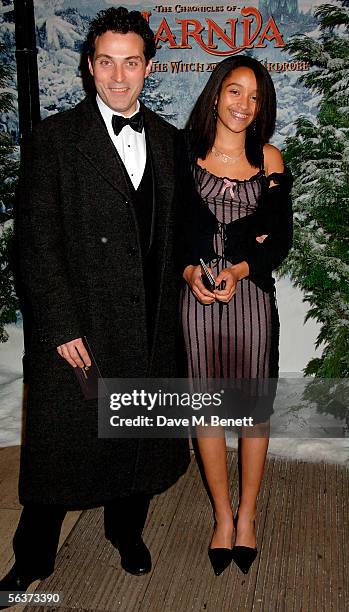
[315,4,349,30]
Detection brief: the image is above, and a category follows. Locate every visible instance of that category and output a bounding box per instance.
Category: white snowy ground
[0,322,24,447]
[0,279,348,464]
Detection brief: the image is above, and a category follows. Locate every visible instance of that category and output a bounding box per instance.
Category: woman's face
[216,66,258,134]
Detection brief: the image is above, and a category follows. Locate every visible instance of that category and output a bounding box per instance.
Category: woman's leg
[195,427,234,548]
[235,423,269,548]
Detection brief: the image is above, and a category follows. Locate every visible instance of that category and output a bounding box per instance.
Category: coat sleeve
[244,168,293,280]
[15,123,82,349]
[174,130,217,273]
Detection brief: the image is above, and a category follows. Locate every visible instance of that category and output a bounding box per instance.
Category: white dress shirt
[96,94,146,190]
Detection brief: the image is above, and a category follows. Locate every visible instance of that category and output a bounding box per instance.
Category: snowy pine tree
[35,0,82,51]
[282,1,349,382]
[0,39,19,342]
[141,74,177,122]
[26,0,85,117]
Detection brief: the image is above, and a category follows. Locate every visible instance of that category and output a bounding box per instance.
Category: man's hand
[57,338,91,368]
[214,261,249,303]
[183,265,216,304]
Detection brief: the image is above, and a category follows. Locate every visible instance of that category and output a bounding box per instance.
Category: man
[0,6,190,599]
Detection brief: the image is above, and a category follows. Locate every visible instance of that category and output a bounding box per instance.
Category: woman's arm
[242,145,293,281]
[264,143,284,181]
[214,146,288,301]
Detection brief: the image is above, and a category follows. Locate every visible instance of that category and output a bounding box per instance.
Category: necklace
[212,145,244,164]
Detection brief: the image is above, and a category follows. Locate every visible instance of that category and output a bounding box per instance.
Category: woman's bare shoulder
[263,144,284,175]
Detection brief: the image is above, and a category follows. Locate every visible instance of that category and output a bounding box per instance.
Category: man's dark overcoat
[16,96,190,507]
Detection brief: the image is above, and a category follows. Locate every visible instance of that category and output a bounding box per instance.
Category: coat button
[130,295,140,305]
[127,246,137,256]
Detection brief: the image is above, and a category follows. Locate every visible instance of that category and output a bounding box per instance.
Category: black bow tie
[112,111,144,136]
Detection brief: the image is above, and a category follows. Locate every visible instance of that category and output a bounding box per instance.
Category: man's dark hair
[187,55,276,169]
[86,6,156,64]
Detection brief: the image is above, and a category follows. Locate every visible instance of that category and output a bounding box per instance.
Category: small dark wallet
[73,336,107,400]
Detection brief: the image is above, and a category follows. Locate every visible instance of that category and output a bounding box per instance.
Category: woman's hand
[183,265,216,304]
[214,261,249,303]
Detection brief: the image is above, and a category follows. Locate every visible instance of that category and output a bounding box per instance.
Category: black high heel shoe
[208,547,233,576]
[208,520,234,576]
[231,545,257,574]
[231,515,258,574]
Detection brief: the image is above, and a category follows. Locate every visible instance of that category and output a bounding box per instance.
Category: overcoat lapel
[142,104,175,216]
[74,97,133,203]
[141,104,177,370]
[142,103,175,263]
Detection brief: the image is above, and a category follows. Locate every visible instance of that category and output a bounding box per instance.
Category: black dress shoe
[208,548,233,576]
[0,565,43,610]
[109,538,151,575]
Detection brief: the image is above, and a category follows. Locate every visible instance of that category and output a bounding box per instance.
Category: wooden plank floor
[19,452,348,612]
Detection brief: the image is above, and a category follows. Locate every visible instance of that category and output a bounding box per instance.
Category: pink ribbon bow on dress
[220,179,237,198]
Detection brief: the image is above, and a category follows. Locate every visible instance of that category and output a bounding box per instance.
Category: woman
[179,56,293,576]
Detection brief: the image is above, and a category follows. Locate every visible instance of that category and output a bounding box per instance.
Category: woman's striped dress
[180,165,278,421]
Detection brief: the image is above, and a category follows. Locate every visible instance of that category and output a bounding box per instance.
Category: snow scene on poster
[0,0,348,455]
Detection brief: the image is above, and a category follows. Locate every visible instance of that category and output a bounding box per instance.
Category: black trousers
[13,494,151,579]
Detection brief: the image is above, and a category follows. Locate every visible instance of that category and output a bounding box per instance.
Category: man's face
[88,30,152,116]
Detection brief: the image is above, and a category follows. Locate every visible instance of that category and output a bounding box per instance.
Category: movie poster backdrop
[1,1,348,445]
